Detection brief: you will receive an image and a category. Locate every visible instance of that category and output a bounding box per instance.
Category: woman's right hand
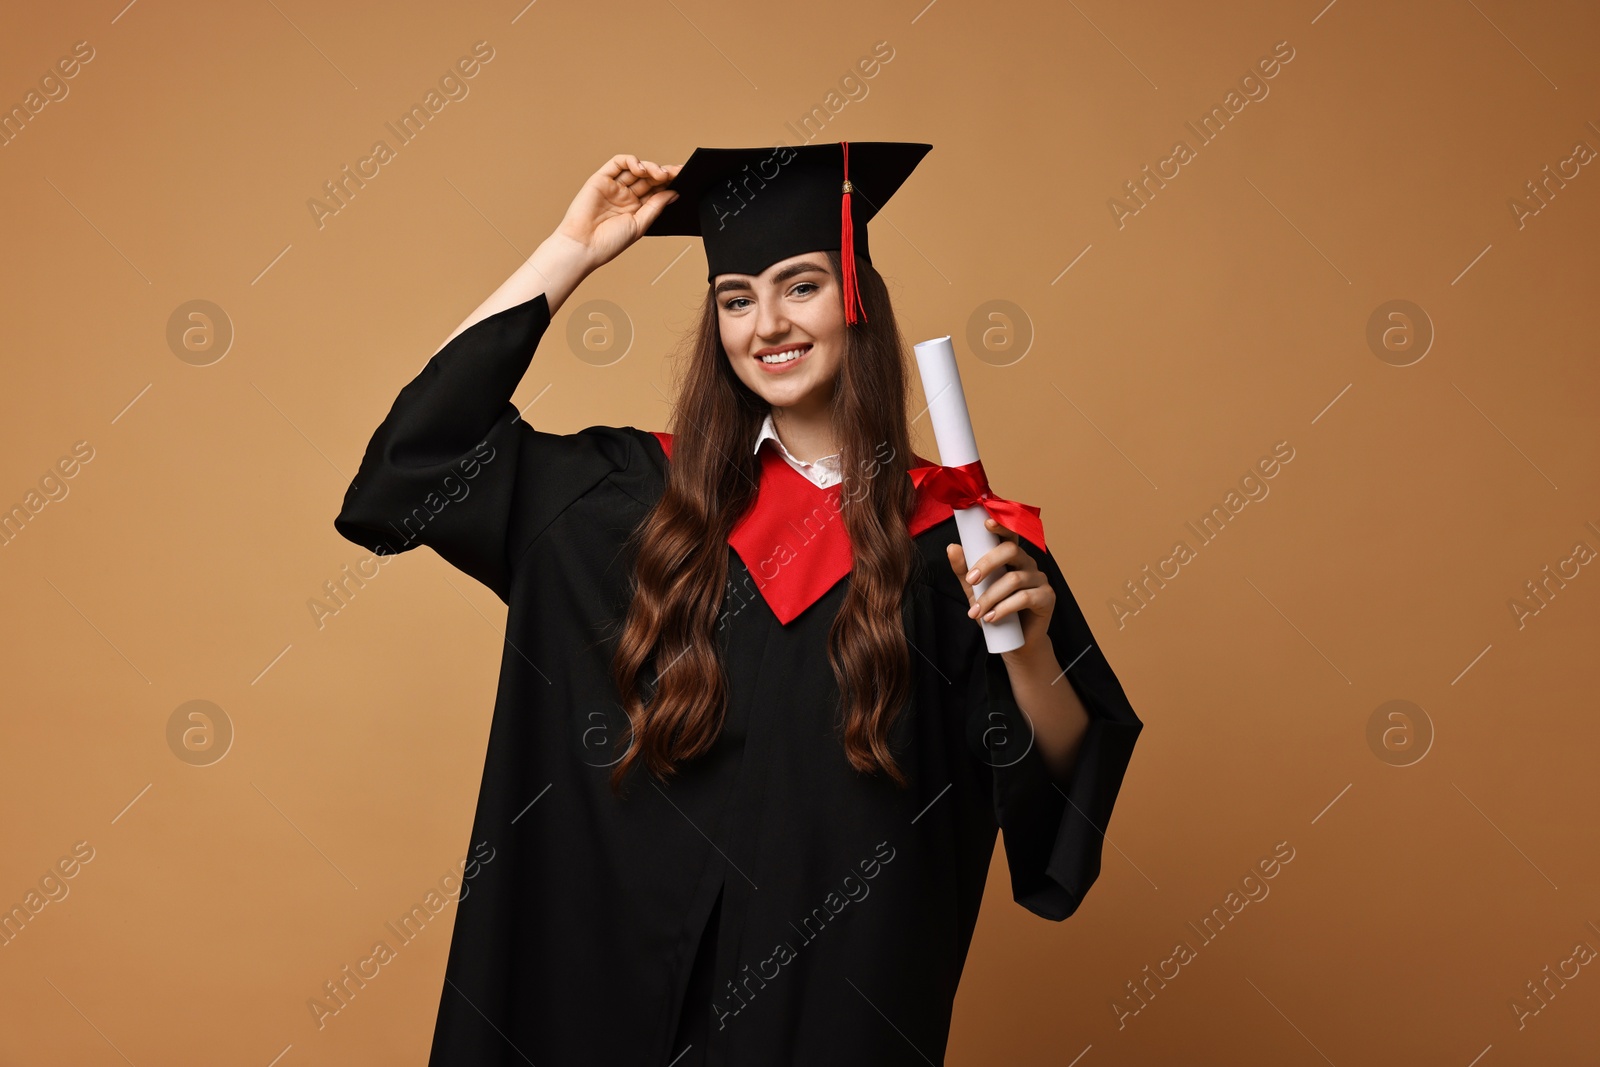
[554,154,681,272]
[439,154,681,343]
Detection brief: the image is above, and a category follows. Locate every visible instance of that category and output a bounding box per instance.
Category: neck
[769,401,838,464]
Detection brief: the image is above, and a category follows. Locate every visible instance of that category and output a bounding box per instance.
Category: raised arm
[438,154,681,349]
[334,153,680,601]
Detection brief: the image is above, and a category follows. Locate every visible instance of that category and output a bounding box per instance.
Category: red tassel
[840,141,866,326]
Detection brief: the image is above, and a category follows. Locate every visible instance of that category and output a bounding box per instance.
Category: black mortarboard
[648,140,932,324]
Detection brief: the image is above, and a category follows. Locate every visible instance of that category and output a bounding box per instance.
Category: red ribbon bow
[906,459,1047,552]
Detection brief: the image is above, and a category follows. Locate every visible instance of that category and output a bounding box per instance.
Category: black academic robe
[333,291,1143,1066]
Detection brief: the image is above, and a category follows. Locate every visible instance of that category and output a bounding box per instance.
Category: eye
[720,279,817,311]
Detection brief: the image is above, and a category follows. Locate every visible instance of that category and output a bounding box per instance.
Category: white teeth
[759,347,808,364]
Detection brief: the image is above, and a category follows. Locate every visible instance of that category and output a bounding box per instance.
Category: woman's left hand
[946,518,1056,659]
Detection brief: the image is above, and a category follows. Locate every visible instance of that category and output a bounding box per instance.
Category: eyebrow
[713,260,828,296]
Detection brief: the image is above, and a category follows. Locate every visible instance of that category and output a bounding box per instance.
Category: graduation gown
[333,291,1144,1066]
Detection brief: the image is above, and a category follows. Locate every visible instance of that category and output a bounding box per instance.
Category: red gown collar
[649,430,952,625]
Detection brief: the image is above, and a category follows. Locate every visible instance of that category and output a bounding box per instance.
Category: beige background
[3,1,1598,1063]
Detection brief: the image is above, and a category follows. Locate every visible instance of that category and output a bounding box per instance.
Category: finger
[605,156,646,189]
[976,587,1039,624]
[969,537,1039,586]
[963,540,1022,586]
[971,572,1046,622]
[599,154,642,181]
[967,568,1033,618]
[634,187,681,232]
[622,168,675,200]
[993,543,1037,578]
[984,517,1019,542]
[630,172,674,199]
[614,158,659,185]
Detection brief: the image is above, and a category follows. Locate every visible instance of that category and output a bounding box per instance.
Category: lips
[755,343,810,360]
[754,343,812,371]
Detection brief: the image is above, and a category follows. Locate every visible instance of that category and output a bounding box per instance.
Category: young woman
[335,144,1143,1066]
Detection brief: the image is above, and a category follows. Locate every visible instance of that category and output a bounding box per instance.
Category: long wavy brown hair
[605,250,924,796]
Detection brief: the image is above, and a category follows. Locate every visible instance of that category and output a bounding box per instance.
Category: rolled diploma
[912,335,1025,654]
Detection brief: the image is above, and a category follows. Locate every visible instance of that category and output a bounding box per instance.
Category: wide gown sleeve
[966,535,1144,921]
[333,291,635,602]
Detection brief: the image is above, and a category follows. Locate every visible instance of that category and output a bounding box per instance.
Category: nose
[754,296,791,343]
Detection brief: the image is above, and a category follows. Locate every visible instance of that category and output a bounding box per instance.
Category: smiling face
[715,252,846,416]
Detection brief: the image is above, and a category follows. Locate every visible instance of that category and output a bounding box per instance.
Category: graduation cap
[648,140,932,325]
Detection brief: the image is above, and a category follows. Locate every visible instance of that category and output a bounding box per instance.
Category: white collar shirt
[753,412,842,489]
